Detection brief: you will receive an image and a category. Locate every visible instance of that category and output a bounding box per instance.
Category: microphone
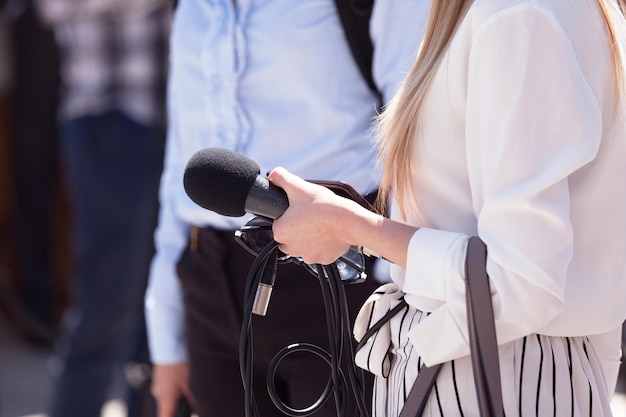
[184,147,286,316]
[183,147,288,219]
[183,147,377,286]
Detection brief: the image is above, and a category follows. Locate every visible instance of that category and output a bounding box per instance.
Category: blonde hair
[375,0,626,219]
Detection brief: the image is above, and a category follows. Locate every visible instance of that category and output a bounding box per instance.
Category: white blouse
[386,0,626,392]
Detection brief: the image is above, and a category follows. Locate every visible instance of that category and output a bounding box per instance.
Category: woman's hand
[268,167,360,265]
[269,167,417,269]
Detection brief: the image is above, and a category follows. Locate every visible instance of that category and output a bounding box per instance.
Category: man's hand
[151,363,195,417]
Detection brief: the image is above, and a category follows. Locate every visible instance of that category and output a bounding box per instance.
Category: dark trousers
[178,225,381,417]
[49,111,164,417]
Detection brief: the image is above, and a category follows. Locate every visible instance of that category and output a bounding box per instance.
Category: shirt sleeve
[144,84,190,365]
[400,5,604,366]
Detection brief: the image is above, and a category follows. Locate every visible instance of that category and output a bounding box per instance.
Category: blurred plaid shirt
[37,0,171,125]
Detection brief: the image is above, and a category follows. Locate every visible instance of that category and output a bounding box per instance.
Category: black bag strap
[398,363,444,417]
[465,236,504,417]
[333,0,382,104]
[399,237,504,417]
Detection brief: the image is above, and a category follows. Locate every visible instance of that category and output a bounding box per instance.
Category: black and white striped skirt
[372,307,612,417]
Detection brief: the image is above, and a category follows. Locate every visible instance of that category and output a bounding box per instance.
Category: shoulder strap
[334,0,382,103]
[465,237,504,417]
[399,237,504,417]
[398,363,443,417]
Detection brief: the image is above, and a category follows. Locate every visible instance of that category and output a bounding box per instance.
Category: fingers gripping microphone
[183,147,288,219]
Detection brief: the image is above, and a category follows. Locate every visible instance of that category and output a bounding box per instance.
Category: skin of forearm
[339,200,417,269]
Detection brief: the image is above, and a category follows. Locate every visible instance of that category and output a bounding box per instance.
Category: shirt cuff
[399,228,473,365]
[400,228,467,308]
[408,305,471,366]
[145,301,189,365]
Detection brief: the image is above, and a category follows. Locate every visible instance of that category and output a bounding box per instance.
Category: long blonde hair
[375,0,626,219]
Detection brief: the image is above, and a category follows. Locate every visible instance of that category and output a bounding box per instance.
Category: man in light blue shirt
[145,0,430,416]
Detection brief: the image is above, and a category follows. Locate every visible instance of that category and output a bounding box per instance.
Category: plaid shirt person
[36,0,170,125]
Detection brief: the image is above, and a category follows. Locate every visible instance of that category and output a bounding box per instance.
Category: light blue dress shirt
[146,0,430,363]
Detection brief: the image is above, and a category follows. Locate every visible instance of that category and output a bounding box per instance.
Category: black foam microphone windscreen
[184,147,289,219]
[183,147,261,217]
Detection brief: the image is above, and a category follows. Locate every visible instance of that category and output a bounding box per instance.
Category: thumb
[268,166,301,192]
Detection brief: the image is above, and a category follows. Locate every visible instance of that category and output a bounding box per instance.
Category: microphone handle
[245,176,289,219]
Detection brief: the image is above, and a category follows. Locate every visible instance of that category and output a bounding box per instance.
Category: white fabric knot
[353,283,407,377]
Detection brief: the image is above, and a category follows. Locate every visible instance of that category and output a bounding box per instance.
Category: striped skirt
[353,284,613,417]
[371,307,612,417]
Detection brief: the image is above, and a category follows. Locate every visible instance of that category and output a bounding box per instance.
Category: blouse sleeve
[401,5,604,366]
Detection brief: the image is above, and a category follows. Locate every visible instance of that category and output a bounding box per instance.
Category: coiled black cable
[238,239,371,417]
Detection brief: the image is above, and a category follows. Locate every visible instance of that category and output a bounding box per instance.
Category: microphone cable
[238,238,371,417]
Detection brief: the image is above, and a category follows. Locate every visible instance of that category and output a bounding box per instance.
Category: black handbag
[399,237,504,417]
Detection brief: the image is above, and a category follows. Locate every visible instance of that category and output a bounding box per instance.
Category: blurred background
[0,0,162,415]
[0,1,626,417]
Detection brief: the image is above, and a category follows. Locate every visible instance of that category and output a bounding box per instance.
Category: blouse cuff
[400,228,474,365]
[401,228,467,307]
[145,300,189,365]
[408,306,471,366]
